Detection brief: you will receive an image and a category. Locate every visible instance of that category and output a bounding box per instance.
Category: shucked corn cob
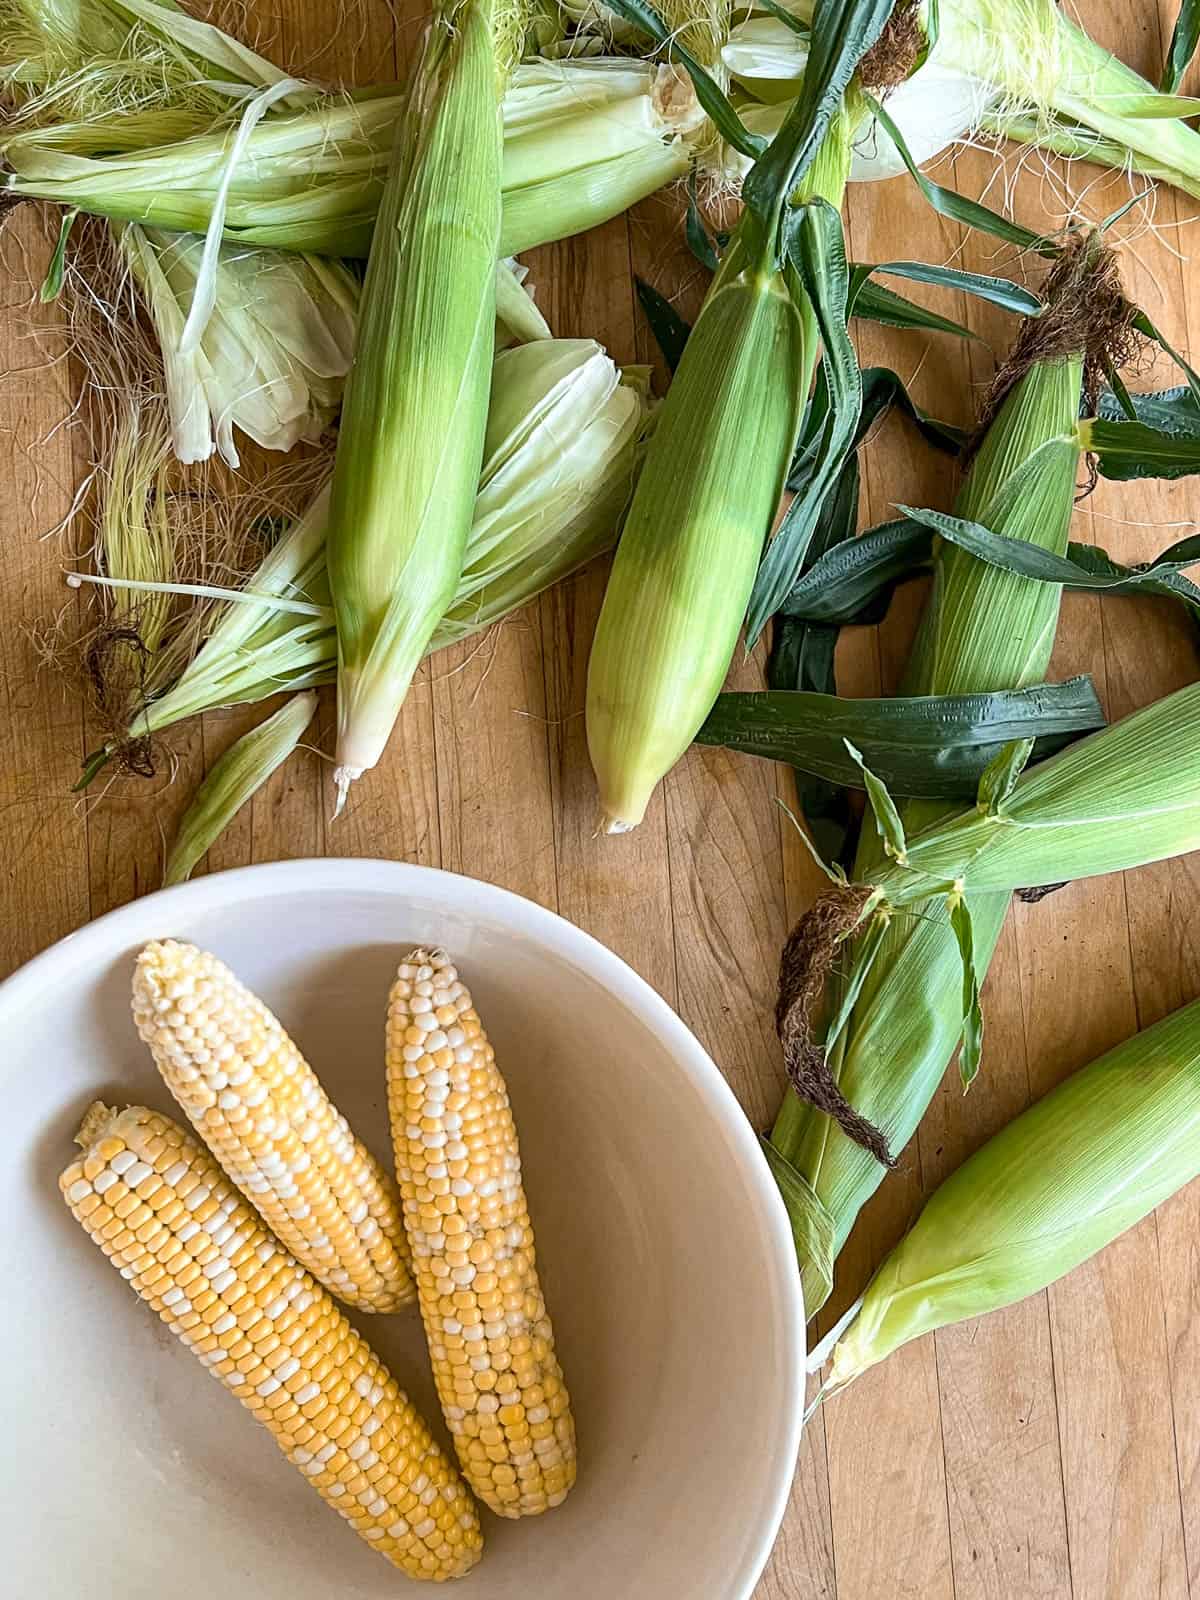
[60,1103,482,1581]
[386,949,576,1517]
[133,940,414,1313]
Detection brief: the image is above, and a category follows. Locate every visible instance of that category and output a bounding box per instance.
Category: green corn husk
[868,678,1200,904]
[84,338,647,756]
[584,92,861,833]
[823,995,1200,1391]
[780,672,1200,1311]
[117,223,359,466]
[2,54,703,260]
[116,220,546,466]
[768,242,1110,1317]
[723,0,1200,200]
[325,0,509,808]
[163,689,317,884]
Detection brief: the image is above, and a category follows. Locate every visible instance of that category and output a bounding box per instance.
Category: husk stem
[825,995,1200,1390]
[585,97,860,833]
[768,240,1121,1317]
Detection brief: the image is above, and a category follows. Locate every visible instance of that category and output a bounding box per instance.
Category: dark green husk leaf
[1162,0,1200,93]
[898,505,1200,613]
[634,278,689,373]
[1088,417,1200,481]
[742,0,895,234]
[780,515,931,621]
[1130,309,1200,406]
[859,259,1043,318]
[1098,384,1200,434]
[867,93,1057,258]
[697,678,1105,798]
[852,279,980,340]
[748,199,860,642]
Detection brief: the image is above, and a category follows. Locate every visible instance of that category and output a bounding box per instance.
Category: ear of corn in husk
[75,338,647,769]
[723,0,1200,200]
[2,9,704,261]
[776,672,1200,1315]
[822,995,1200,1391]
[584,0,901,833]
[324,0,525,809]
[163,690,318,884]
[868,677,1200,904]
[767,239,1125,1317]
[61,1102,480,1578]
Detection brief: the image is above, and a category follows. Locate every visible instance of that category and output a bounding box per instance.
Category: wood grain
[2,2,1200,1597]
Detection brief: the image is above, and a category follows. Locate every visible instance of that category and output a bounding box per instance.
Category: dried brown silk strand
[775,884,896,1168]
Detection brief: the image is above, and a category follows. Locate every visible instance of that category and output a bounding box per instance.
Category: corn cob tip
[75,1099,118,1149]
[598,812,638,836]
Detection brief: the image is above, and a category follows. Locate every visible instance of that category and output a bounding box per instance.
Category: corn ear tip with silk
[765,239,1121,1317]
[61,1101,481,1580]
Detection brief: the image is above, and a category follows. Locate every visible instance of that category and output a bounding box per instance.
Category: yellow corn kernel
[386,949,576,1518]
[133,940,413,1313]
[61,1104,481,1580]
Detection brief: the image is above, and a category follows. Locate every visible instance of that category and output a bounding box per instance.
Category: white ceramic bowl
[1,860,804,1598]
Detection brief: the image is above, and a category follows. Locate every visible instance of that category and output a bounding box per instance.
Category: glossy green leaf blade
[697,678,1105,798]
[1162,0,1200,93]
[852,278,980,341]
[867,93,1057,258]
[899,504,1200,609]
[634,277,689,373]
[742,0,893,229]
[1087,416,1200,481]
[748,198,859,641]
[865,259,1043,319]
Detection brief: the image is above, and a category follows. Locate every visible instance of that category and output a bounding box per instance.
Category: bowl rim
[1,856,806,1599]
